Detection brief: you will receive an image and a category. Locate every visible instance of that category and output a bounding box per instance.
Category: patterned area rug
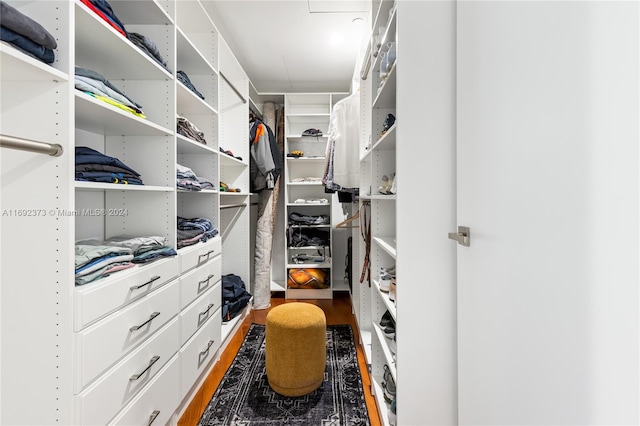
[198,324,370,425]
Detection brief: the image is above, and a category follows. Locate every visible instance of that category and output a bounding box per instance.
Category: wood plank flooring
[178,291,381,426]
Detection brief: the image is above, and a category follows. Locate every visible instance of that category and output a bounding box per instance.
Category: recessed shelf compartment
[75,91,173,137]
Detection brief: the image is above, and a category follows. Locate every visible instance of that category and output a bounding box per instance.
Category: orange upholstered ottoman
[265,302,326,397]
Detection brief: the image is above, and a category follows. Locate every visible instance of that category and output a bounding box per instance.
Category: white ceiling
[200,1,371,94]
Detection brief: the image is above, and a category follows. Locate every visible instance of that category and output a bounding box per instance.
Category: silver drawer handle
[198,303,215,320]
[129,312,160,331]
[198,274,215,290]
[148,410,160,426]
[199,339,215,357]
[197,249,215,263]
[129,355,160,381]
[130,275,160,291]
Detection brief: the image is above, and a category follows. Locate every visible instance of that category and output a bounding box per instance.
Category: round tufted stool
[265,302,327,397]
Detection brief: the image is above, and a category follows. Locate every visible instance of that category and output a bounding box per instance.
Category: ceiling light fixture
[329,32,344,46]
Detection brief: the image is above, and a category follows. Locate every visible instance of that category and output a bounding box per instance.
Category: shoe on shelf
[381,113,396,136]
[380,264,396,276]
[382,365,396,403]
[388,396,397,426]
[389,277,397,304]
[389,172,397,194]
[379,271,392,292]
[380,311,396,338]
[378,174,394,194]
[389,334,397,356]
[380,310,394,328]
[383,324,395,339]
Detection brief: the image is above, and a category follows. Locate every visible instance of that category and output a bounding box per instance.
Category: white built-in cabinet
[354,1,458,425]
[281,93,333,299]
[356,1,458,425]
[357,1,398,424]
[217,38,251,289]
[0,1,251,424]
[279,93,351,299]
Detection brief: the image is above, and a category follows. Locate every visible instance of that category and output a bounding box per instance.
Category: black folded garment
[289,212,330,225]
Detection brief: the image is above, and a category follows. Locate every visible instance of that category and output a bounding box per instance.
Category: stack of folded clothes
[75,67,145,118]
[75,244,134,286]
[75,235,177,286]
[103,235,177,265]
[76,146,144,185]
[129,32,170,72]
[79,0,127,38]
[176,164,215,191]
[177,70,204,99]
[0,1,57,64]
[177,115,207,144]
[177,216,219,249]
[79,0,170,73]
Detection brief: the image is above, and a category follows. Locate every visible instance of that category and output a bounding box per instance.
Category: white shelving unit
[0,1,251,424]
[358,1,397,425]
[218,37,251,301]
[355,2,459,425]
[282,93,334,299]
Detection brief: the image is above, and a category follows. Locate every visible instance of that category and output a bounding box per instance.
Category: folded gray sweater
[0,1,57,49]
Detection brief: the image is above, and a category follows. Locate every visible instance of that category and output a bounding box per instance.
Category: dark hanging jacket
[249,119,282,192]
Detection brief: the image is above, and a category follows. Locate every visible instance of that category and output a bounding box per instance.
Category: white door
[456,2,639,425]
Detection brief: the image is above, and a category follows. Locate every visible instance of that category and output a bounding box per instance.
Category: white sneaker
[379,272,391,292]
[380,265,396,275]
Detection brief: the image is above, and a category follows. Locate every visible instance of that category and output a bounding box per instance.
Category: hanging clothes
[323,92,360,195]
[251,103,282,310]
[249,117,282,192]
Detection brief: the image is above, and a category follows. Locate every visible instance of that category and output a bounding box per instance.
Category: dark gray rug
[198,323,371,425]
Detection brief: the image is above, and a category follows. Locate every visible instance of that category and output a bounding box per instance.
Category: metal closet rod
[0,134,63,157]
[221,203,247,210]
[361,43,372,80]
[220,202,259,210]
[220,72,247,104]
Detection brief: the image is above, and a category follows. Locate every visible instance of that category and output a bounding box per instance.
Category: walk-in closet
[1,1,638,426]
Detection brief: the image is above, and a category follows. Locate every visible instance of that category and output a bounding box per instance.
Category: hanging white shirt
[326,93,360,189]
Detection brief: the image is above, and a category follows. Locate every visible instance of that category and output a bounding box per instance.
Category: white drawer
[179,254,221,309]
[75,279,180,392]
[179,310,222,400]
[74,257,179,331]
[109,355,180,426]
[76,317,180,426]
[179,282,222,346]
[178,237,221,274]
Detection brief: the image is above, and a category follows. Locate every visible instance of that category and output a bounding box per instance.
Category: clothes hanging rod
[220,72,247,104]
[361,43,372,80]
[249,105,263,121]
[220,202,260,210]
[0,134,63,157]
[220,203,248,210]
